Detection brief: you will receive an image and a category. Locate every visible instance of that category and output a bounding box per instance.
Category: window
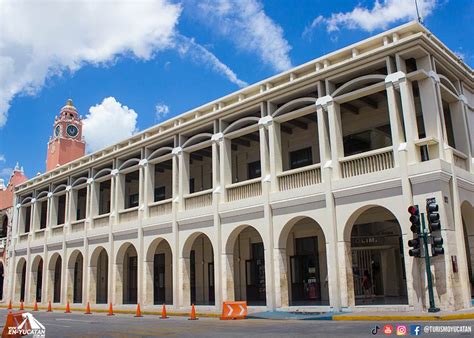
[57,195,66,225]
[154,186,166,202]
[24,206,31,233]
[247,161,261,180]
[40,201,47,229]
[189,178,195,194]
[99,180,111,215]
[76,188,87,220]
[128,194,139,208]
[290,147,313,170]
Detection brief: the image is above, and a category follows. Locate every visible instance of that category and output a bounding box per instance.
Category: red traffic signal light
[408,205,419,215]
[408,205,421,234]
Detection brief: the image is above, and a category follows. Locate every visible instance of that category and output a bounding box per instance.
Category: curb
[333,313,474,321]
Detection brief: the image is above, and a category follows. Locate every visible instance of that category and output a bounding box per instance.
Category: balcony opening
[75,188,87,221]
[442,100,456,148]
[99,180,111,215]
[56,195,66,226]
[341,91,392,157]
[231,131,261,183]
[39,201,47,229]
[153,159,172,202]
[124,170,139,209]
[23,206,31,233]
[1,216,7,238]
[189,146,212,194]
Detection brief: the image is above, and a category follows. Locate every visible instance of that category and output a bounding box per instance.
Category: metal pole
[421,213,439,312]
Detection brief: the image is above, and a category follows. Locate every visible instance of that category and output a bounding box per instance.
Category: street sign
[220,301,247,320]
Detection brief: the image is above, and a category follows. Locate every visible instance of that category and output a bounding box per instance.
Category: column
[385,75,406,167]
[267,102,282,193]
[325,97,344,179]
[171,147,180,309]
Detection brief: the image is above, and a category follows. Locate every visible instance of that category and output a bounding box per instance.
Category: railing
[277,163,322,191]
[451,148,468,170]
[71,220,85,232]
[184,189,213,210]
[51,224,64,237]
[226,178,262,202]
[148,199,172,218]
[340,147,394,178]
[93,213,110,228]
[118,207,139,223]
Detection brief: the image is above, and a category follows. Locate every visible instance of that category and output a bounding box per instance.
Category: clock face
[66,124,79,138]
[54,125,61,137]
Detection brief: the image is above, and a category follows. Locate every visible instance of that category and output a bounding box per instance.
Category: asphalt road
[1,309,473,338]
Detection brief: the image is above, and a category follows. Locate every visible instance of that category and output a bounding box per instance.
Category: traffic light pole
[420,213,440,313]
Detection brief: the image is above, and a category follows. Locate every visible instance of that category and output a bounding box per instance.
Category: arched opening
[30,256,43,303]
[90,247,108,304]
[461,201,474,299]
[117,243,138,304]
[184,233,215,305]
[145,238,173,305]
[228,226,266,305]
[50,255,62,303]
[0,262,4,300]
[67,251,83,304]
[278,217,329,306]
[15,258,27,301]
[348,206,408,305]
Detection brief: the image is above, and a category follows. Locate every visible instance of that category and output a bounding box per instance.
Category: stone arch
[345,205,408,306]
[181,232,215,306]
[89,246,108,304]
[30,255,43,303]
[461,201,474,299]
[48,253,62,303]
[332,74,386,97]
[276,216,329,307]
[67,250,84,304]
[116,242,138,304]
[145,237,173,305]
[225,225,267,305]
[15,258,27,302]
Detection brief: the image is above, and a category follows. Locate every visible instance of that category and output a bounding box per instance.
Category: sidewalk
[248,307,474,321]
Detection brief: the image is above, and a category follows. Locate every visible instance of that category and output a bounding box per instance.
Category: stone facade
[7,21,474,313]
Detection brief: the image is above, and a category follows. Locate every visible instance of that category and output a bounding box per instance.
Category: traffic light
[431,236,444,256]
[408,205,421,234]
[426,199,441,232]
[408,238,421,257]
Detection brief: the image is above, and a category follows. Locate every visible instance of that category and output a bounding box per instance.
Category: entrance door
[289,236,321,305]
[73,260,83,303]
[208,262,215,304]
[20,265,26,301]
[53,259,61,303]
[126,256,138,304]
[36,261,43,302]
[153,253,166,304]
[352,249,383,300]
[245,243,266,305]
[190,250,196,305]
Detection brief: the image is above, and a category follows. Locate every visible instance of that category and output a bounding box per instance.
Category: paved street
[1,309,474,338]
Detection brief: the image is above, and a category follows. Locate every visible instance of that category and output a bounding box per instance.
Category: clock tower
[46,99,86,171]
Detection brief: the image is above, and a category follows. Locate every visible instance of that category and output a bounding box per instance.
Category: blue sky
[0,0,472,181]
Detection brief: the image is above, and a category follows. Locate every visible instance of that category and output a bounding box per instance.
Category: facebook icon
[410,325,422,336]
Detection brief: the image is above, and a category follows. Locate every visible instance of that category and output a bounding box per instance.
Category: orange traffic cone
[33,301,38,311]
[161,304,168,319]
[188,304,198,320]
[84,302,91,314]
[107,303,114,316]
[65,301,71,313]
[134,303,143,317]
[7,300,12,310]
[47,301,52,312]
[19,301,24,310]
[2,312,15,337]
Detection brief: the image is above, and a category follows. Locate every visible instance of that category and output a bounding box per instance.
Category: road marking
[55,318,92,323]
[42,322,71,327]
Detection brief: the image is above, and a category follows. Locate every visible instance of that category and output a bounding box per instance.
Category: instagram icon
[396,325,407,335]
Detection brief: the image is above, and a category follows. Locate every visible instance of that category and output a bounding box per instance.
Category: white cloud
[0,0,247,128]
[0,167,13,180]
[175,35,248,88]
[82,97,138,152]
[155,103,171,121]
[193,0,292,72]
[308,0,437,33]
[0,155,5,163]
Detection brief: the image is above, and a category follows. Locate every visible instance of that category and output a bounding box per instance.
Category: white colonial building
[7,21,474,313]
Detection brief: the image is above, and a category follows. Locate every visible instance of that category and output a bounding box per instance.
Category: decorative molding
[47,192,53,199]
[333,178,402,199]
[65,185,72,192]
[315,95,333,108]
[409,170,452,185]
[111,169,119,176]
[211,132,224,143]
[87,178,94,185]
[398,143,408,152]
[271,193,326,211]
[258,115,273,127]
[31,198,36,204]
[172,147,183,156]
[385,71,406,84]
[428,70,440,83]
[458,94,468,105]
[139,159,148,167]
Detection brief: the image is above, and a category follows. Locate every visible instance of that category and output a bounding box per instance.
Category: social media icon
[410,325,422,336]
[396,325,407,335]
[383,325,393,335]
[371,326,380,335]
